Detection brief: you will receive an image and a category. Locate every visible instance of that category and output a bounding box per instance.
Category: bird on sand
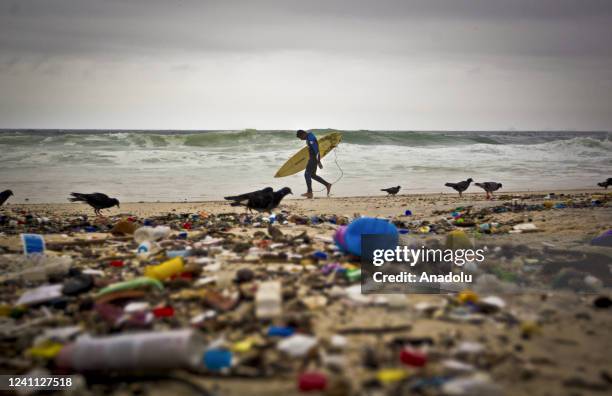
[69,192,120,215]
[0,190,13,206]
[224,187,292,213]
[445,178,473,197]
[381,186,401,196]
[597,178,611,189]
[475,182,502,199]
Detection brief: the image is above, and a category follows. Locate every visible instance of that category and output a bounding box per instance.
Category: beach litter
[0,191,611,395]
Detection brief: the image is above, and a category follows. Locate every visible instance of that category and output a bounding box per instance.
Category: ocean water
[0,130,610,203]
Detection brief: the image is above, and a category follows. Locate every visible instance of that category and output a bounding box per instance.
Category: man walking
[296,130,332,198]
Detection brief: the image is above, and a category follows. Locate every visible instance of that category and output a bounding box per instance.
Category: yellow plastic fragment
[376,368,408,383]
[144,257,184,280]
[27,342,64,359]
[457,289,479,304]
[232,338,254,353]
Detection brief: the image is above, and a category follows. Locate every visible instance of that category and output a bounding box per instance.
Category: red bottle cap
[400,347,427,367]
[298,372,327,391]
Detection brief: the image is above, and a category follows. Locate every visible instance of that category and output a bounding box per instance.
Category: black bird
[597,178,612,189]
[0,190,13,206]
[224,187,292,213]
[445,178,473,197]
[475,182,502,199]
[69,192,120,215]
[381,186,401,196]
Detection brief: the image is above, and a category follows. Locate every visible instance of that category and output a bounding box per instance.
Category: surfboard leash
[313,145,344,192]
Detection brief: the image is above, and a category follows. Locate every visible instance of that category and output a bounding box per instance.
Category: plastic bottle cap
[298,372,327,391]
[267,326,295,337]
[204,349,232,371]
[400,347,427,367]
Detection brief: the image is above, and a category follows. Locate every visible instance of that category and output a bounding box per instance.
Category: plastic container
[144,257,184,280]
[333,226,348,250]
[255,281,282,320]
[56,329,205,371]
[134,226,171,243]
[21,233,45,255]
[341,217,399,256]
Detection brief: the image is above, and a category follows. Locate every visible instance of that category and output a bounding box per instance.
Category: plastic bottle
[342,217,399,256]
[255,281,282,320]
[7,255,72,283]
[134,226,171,243]
[55,329,205,371]
[144,257,184,280]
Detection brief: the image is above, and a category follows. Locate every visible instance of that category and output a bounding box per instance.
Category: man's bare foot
[301,192,314,199]
[325,183,332,197]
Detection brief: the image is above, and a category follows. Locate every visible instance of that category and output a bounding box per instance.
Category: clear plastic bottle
[55,329,205,371]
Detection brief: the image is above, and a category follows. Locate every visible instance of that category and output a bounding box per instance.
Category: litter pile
[0,193,611,395]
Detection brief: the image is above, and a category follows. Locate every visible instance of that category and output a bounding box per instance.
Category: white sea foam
[0,130,609,202]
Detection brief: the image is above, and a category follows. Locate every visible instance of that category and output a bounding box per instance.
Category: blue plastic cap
[204,349,232,371]
[267,326,295,337]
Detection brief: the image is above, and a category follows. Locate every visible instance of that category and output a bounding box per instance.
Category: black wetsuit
[304,132,329,193]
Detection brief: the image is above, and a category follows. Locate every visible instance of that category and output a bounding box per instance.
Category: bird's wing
[225,187,273,202]
[86,193,112,205]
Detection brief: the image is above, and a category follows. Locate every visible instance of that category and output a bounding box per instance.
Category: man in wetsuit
[296,130,332,199]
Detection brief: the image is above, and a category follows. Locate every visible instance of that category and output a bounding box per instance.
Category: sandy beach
[1,189,611,395]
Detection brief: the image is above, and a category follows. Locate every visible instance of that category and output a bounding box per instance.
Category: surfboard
[274,132,342,178]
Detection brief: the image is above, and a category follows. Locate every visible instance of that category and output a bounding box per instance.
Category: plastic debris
[144,257,185,280]
[255,281,282,320]
[204,348,232,371]
[298,371,327,392]
[277,334,318,357]
[56,330,205,371]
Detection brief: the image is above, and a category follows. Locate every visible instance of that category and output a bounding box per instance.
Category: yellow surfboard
[274,132,342,178]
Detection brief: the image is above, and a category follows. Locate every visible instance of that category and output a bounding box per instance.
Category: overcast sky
[1,0,611,130]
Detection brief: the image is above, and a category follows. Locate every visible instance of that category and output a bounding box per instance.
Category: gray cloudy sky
[1,0,611,130]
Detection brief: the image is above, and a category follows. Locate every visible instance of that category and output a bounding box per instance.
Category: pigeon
[475,182,502,199]
[597,178,612,189]
[381,186,401,196]
[69,192,120,215]
[224,187,292,213]
[0,190,13,206]
[445,178,473,197]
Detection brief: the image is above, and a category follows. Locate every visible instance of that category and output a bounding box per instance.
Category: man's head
[296,130,307,140]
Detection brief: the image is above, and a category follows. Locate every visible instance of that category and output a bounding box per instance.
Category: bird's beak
[117,204,120,209]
